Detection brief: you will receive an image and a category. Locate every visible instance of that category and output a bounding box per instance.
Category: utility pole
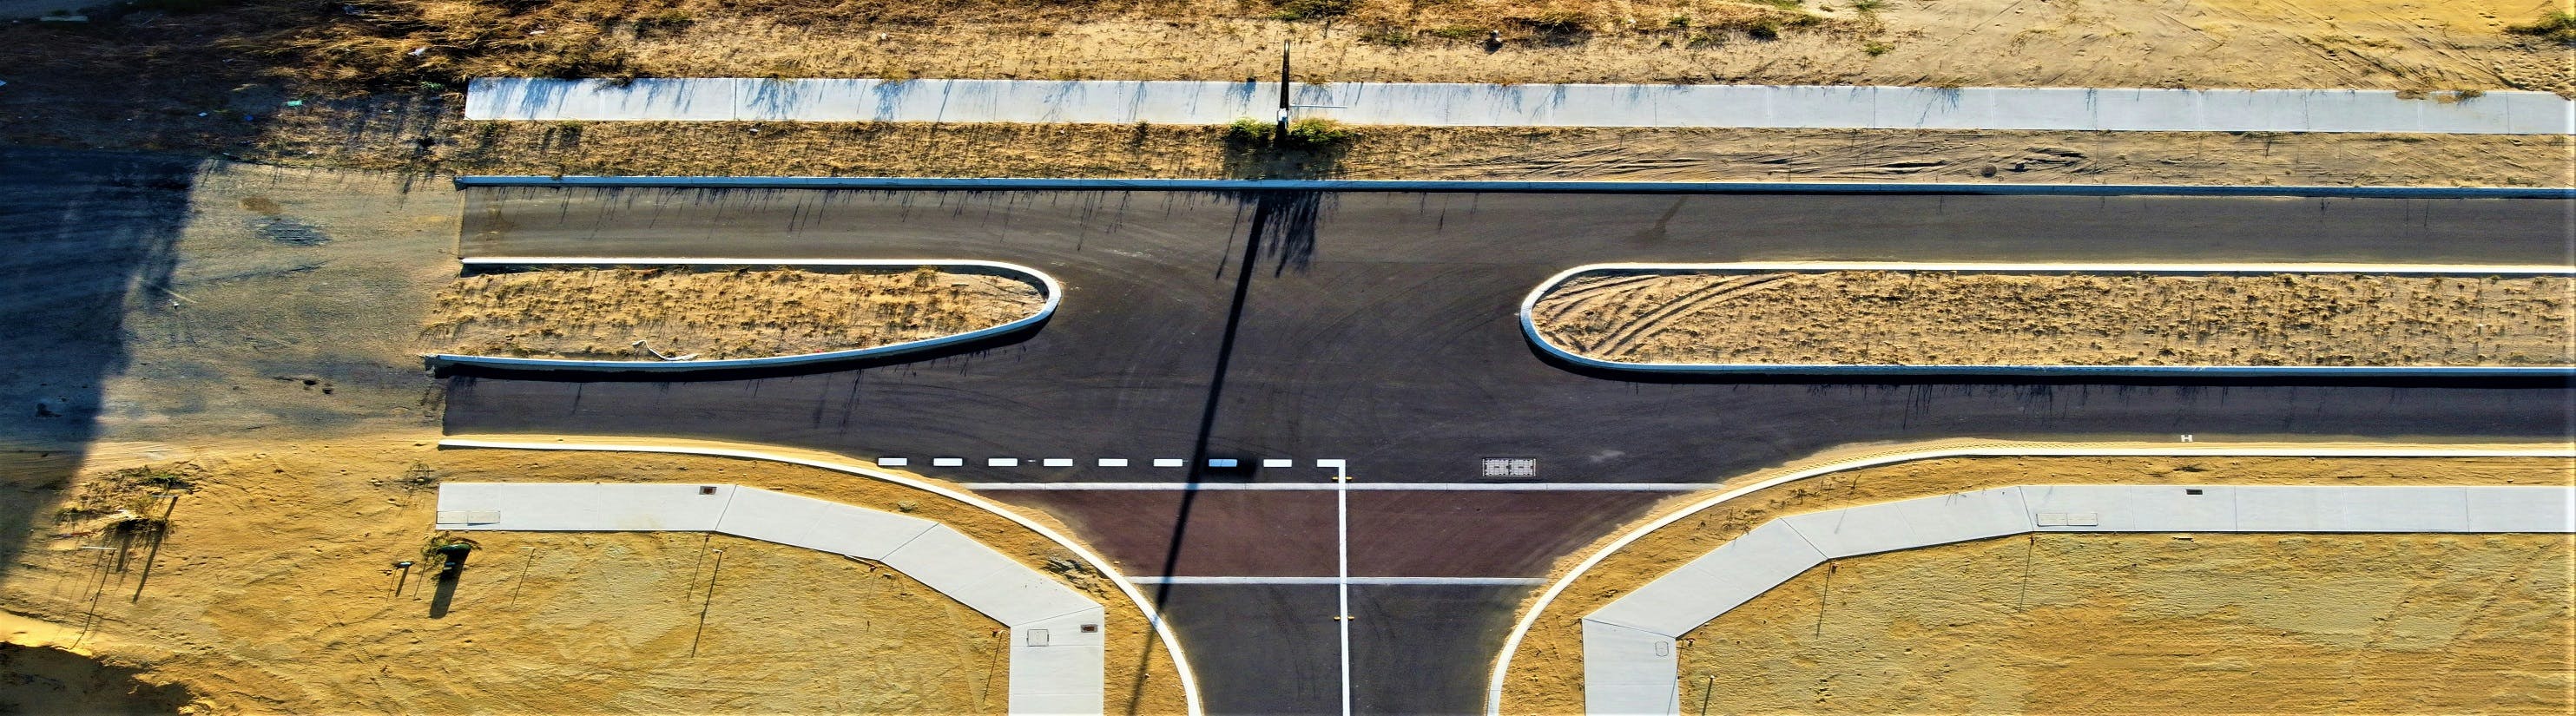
[1275,41,1293,138]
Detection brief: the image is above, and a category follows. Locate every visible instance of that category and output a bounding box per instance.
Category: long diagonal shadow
[1123,189,1321,711]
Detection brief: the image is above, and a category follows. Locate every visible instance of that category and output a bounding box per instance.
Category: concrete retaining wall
[465,78,2573,135]
[1577,483,2576,714]
[423,257,1061,372]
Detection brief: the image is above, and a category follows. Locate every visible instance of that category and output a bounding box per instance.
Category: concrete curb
[1576,483,2576,714]
[436,437,1205,716]
[423,257,1063,372]
[451,175,2576,200]
[1481,442,2576,715]
[1519,262,2576,378]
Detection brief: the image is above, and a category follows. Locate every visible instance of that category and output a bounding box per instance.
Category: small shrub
[1359,27,1414,47]
[1521,10,1591,35]
[1747,22,1782,40]
[1426,25,1486,41]
[1850,0,1888,11]
[1269,0,1358,22]
[1281,117,1358,148]
[2505,11,2576,43]
[1226,117,1272,144]
[632,10,695,36]
[1862,41,1894,56]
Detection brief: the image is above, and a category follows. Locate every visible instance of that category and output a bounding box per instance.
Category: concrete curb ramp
[464,78,2573,135]
[1519,261,2576,378]
[422,257,1063,372]
[435,483,1106,715]
[1574,484,2576,715]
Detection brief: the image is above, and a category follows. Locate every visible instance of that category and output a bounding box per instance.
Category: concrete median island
[1528,266,2573,370]
[425,263,1048,363]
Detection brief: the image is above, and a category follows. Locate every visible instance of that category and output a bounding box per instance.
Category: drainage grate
[1481,458,1538,478]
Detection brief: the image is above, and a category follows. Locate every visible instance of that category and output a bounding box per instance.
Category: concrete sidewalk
[466,78,2572,135]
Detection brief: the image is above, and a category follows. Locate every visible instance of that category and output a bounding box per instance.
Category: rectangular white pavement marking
[468,78,2572,135]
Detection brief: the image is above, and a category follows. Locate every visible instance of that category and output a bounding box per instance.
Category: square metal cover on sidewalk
[1481,457,1538,477]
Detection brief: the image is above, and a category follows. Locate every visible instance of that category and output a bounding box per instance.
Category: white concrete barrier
[466,78,2573,135]
[436,483,1108,715]
[1571,483,2576,714]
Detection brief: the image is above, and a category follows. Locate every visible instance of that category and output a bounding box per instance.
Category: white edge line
[425,258,1064,371]
[1518,262,2576,377]
[1480,443,2576,714]
[438,437,1203,716]
[963,483,1716,491]
[1130,576,1548,586]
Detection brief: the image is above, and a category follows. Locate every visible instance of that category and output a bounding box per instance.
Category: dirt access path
[1533,271,2574,366]
[1498,452,2575,714]
[427,266,1046,361]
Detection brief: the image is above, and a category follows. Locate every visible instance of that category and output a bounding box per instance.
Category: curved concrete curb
[451,175,2576,200]
[1520,262,2576,378]
[424,257,1063,372]
[1578,483,2576,714]
[436,437,1203,716]
[1483,442,2576,715]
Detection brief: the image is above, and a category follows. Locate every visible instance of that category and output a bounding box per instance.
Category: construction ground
[0,0,2571,713]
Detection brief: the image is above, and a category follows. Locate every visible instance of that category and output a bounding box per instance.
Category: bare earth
[1498,453,2575,714]
[0,437,1189,714]
[1534,271,2575,366]
[425,267,1046,361]
[1682,532,2572,713]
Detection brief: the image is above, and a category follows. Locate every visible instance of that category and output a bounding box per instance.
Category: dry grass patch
[1497,454,2573,715]
[425,266,1045,361]
[1534,271,2575,367]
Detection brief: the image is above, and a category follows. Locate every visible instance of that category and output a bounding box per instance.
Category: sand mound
[425,266,1045,361]
[1533,271,2573,367]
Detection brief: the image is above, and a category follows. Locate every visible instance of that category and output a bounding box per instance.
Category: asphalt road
[444,187,2573,714]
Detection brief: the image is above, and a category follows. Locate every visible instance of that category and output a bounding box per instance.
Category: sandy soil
[1497,452,2573,714]
[0,437,1189,714]
[1534,271,2575,367]
[227,116,2576,187]
[425,267,1045,361]
[1677,532,2572,713]
[614,0,2571,92]
[2,1,2567,190]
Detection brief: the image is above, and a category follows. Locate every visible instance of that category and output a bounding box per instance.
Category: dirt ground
[1,0,2568,188]
[244,118,2576,187]
[1677,532,2572,713]
[1497,452,2574,714]
[1534,271,2575,367]
[426,266,1046,361]
[0,437,1189,714]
